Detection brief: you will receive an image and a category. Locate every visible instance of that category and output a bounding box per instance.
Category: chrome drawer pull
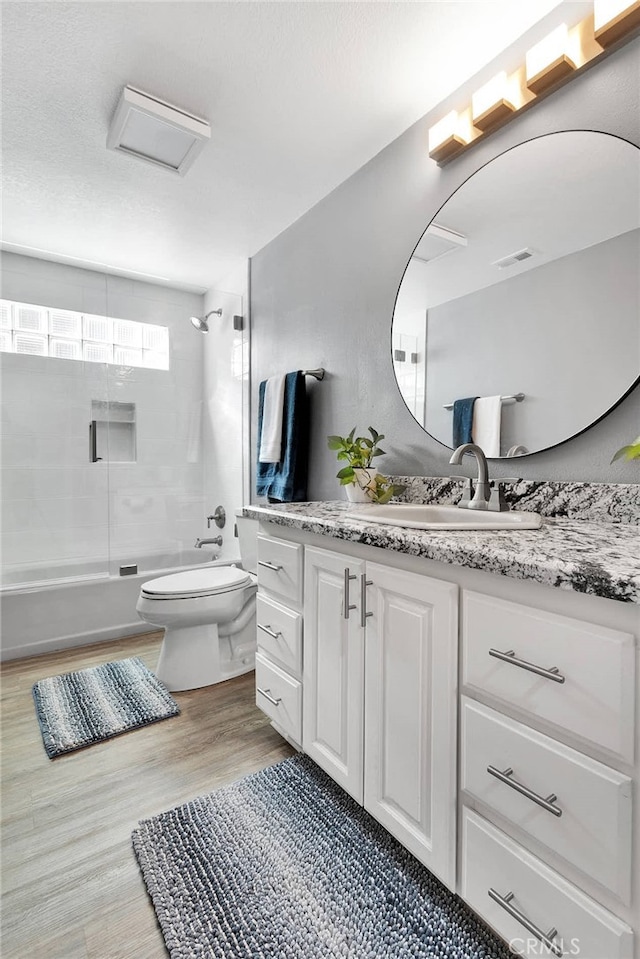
[489,648,565,684]
[487,765,563,817]
[343,568,357,619]
[488,888,563,957]
[257,687,281,707]
[360,574,373,628]
[258,560,283,572]
[257,623,282,640]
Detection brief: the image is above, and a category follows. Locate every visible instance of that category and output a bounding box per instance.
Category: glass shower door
[0,278,112,587]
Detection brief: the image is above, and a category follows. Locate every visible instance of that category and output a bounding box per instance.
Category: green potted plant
[327,427,405,504]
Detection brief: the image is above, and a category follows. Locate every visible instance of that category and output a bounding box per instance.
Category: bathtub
[0,549,240,662]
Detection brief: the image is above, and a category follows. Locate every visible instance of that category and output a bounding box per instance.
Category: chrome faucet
[194,535,223,548]
[449,443,491,510]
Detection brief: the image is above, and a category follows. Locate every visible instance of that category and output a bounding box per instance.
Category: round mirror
[392,131,640,458]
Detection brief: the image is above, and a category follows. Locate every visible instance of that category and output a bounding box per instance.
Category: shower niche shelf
[90,400,136,463]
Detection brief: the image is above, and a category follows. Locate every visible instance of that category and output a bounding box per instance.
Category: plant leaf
[371,447,386,457]
[327,435,344,450]
[337,466,355,480]
[611,442,640,463]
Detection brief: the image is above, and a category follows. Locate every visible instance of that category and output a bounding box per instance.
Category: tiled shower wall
[0,252,205,580]
[200,262,249,564]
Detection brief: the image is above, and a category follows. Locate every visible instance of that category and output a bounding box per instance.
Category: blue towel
[452,397,477,447]
[256,371,309,502]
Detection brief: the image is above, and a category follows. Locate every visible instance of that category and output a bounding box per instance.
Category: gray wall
[425,230,640,455]
[250,20,640,500]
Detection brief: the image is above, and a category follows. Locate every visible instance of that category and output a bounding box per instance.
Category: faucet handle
[450,474,473,508]
[488,478,520,512]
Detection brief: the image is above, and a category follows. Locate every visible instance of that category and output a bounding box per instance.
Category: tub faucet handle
[207,506,226,529]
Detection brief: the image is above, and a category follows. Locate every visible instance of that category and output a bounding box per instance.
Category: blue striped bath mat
[133,755,511,959]
[33,656,180,758]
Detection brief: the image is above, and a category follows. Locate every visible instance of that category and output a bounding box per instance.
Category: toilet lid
[141,566,251,599]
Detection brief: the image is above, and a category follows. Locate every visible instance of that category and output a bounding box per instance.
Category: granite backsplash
[390,477,640,525]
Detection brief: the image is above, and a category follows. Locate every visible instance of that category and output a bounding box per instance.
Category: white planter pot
[344,467,378,503]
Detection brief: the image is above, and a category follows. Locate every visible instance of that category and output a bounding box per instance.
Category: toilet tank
[236,512,258,574]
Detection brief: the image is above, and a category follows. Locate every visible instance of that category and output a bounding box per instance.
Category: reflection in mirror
[392,131,640,458]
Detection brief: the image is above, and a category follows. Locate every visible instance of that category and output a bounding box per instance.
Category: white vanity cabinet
[252,517,638,958]
[459,589,636,959]
[303,544,458,889]
[303,546,365,801]
[254,533,304,748]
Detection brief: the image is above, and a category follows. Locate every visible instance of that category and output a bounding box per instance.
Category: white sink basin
[345,503,543,531]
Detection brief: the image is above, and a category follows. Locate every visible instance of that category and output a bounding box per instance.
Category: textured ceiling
[2,1,561,292]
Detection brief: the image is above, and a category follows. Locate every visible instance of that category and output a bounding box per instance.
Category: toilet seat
[141,566,251,601]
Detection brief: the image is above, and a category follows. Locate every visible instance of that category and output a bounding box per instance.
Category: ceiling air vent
[107,86,211,176]
[492,248,536,269]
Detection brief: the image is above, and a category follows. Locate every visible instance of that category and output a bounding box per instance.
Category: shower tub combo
[0,548,234,661]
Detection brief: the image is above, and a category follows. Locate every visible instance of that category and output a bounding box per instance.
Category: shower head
[190,308,222,333]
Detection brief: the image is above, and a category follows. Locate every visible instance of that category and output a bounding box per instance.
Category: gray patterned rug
[33,656,180,758]
[133,755,511,958]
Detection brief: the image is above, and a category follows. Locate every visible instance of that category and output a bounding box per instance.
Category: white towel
[259,374,286,463]
[472,395,502,458]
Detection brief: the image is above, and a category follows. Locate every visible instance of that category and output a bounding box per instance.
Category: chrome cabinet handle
[258,560,283,572]
[488,888,564,957]
[360,574,373,628]
[487,765,562,817]
[489,648,565,684]
[257,623,281,640]
[257,687,281,707]
[343,568,357,619]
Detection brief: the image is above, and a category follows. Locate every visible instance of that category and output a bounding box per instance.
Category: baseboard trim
[0,623,158,662]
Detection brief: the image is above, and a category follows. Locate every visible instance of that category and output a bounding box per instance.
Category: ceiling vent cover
[414,223,468,264]
[493,248,536,269]
[107,86,210,176]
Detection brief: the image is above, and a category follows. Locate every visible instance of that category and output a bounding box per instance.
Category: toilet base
[156,623,223,691]
[156,612,256,692]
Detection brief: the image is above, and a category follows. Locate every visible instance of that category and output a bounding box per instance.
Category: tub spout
[195,536,223,548]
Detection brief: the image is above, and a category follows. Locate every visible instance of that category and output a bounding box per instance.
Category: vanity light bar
[428,1,640,165]
[525,24,577,95]
[427,111,470,163]
[594,0,640,46]
[471,72,516,133]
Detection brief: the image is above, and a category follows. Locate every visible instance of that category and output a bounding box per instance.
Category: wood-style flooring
[0,631,294,958]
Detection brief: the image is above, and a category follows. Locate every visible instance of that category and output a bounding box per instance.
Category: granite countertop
[244,500,640,604]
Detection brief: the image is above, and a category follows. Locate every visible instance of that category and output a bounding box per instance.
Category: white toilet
[136,515,258,691]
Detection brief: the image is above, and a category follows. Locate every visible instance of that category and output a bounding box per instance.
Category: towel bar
[443,392,524,411]
[302,368,325,380]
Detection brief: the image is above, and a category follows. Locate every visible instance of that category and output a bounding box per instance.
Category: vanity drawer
[257,534,303,606]
[255,651,302,745]
[462,590,635,762]
[256,594,302,677]
[461,808,633,959]
[461,698,632,902]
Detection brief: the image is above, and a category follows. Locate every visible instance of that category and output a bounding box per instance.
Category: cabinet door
[303,546,365,803]
[364,562,458,889]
